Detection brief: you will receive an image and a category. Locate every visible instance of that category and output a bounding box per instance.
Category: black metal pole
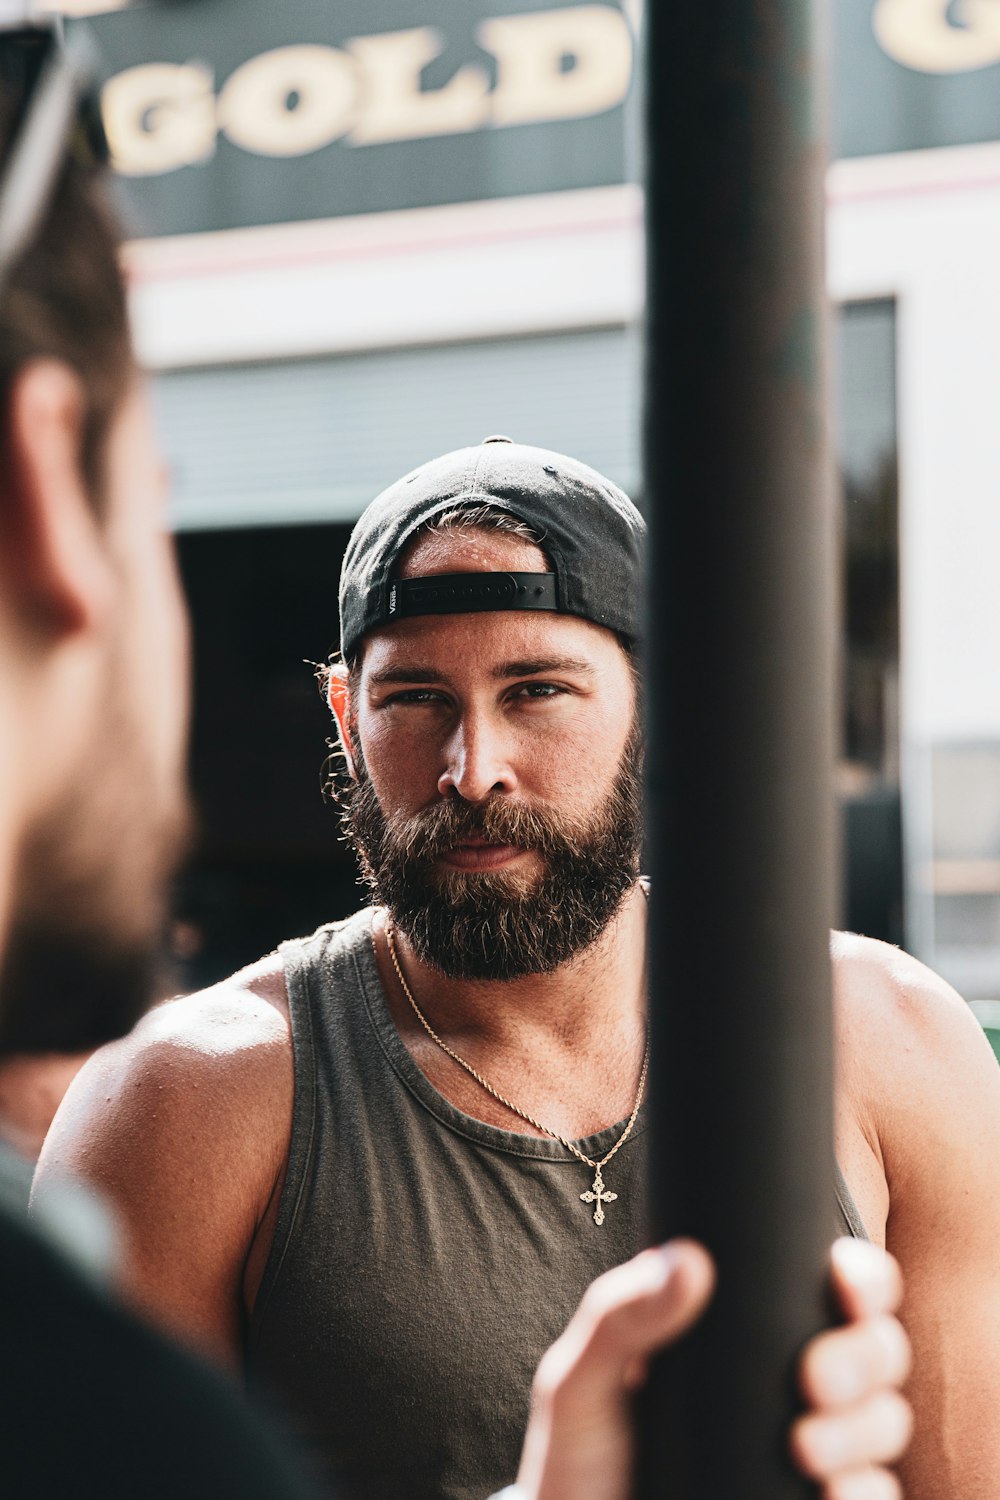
[639,1,836,1496]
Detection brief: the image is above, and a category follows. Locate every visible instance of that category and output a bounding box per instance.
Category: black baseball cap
[339,436,646,664]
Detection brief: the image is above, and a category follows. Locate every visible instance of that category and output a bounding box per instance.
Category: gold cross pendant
[580,1167,618,1226]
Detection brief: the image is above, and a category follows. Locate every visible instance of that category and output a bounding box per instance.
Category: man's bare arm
[834,933,1000,1498]
[31,957,293,1372]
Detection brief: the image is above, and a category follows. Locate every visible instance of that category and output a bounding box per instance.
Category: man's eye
[513,683,565,700]
[388,689,444,705]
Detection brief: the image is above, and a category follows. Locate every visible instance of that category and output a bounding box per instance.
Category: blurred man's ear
[0,360,113,640]
[327,665,358,779]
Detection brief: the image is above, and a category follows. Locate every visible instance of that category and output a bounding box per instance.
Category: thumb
[537,1240,716,1410]
[515,1242,715,1500]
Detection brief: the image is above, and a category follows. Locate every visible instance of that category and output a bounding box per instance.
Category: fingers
[790,1240,912,1492]
[827,1238,904,1323]
[791,1390,913,1482]
[823,1469,903,1500]
[533,1240,715,1410]
[800,1313,911,1409]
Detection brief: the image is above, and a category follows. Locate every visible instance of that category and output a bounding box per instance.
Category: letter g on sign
[873,0,1000,73]
[102,63,216,176]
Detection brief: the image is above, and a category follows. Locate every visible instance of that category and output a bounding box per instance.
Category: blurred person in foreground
[38,440,918,1500]
[0,19,322,1495]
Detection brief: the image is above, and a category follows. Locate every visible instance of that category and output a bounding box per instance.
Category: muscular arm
[834,933,1000,1498]
[31,956,293,1373]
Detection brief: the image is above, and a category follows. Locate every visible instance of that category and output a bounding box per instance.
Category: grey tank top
[247,910,866,1500]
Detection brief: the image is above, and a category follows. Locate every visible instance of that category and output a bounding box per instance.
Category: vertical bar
[639,1,835,1496]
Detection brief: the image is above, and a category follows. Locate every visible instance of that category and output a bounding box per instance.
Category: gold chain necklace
[381,917,650,1227]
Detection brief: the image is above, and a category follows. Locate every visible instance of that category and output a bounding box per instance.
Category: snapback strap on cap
[386,572,557,621]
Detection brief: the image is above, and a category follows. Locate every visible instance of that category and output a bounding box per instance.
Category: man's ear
[0,360,113,639]
[327,664,358,779]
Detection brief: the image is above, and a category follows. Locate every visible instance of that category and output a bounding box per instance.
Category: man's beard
[340,726,643,981]
[0,921,159,1057]
[0,681,192,1058]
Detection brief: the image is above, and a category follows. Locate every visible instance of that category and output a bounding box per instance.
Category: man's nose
[437,712,517,802]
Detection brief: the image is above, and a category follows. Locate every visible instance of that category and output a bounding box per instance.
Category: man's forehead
[359,606,626,680]
[396,523,550,578]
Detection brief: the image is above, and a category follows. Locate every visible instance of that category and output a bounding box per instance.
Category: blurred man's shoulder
[0,1204,313,1498]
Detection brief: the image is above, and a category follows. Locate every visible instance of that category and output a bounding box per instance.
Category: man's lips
[439,842,526,871]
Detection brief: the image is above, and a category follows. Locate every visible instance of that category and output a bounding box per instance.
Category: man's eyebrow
[366,657,596,686]
[367,666,449,686]
[493,657,595,679]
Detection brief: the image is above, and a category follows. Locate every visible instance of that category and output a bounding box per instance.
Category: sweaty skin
[35,528,985,1496]
[831,932,1000,1493]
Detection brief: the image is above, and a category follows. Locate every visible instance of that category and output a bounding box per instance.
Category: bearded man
[37,441,918,1500]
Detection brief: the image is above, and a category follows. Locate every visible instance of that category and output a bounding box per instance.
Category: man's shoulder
[35,953,297,1210]
[163,947,292,1042]
[830,929,978,1045]
[279,906,375,968]
[124,905,372,1064]
[830,930,1000,1153]
[34,911,375,1202]
[93,949,294,1094]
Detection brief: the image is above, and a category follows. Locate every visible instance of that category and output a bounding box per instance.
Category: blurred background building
[64,0,1000,1018]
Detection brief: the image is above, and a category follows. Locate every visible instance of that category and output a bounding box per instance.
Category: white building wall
[829,143,1000,744]
[829,143,1000,985]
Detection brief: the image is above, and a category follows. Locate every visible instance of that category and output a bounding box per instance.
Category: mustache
[341,728,644,979]
[384,796,592,865]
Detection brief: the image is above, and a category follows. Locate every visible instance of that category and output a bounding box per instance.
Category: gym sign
[61,0,1000,237]
[61,3,634,177]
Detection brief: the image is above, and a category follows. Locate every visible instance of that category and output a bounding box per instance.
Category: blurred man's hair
[0,85,130,507]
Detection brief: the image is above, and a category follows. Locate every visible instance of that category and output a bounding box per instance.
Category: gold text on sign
[95,7,635,177]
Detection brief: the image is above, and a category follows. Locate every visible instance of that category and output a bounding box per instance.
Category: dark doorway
[170,523,359,991]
